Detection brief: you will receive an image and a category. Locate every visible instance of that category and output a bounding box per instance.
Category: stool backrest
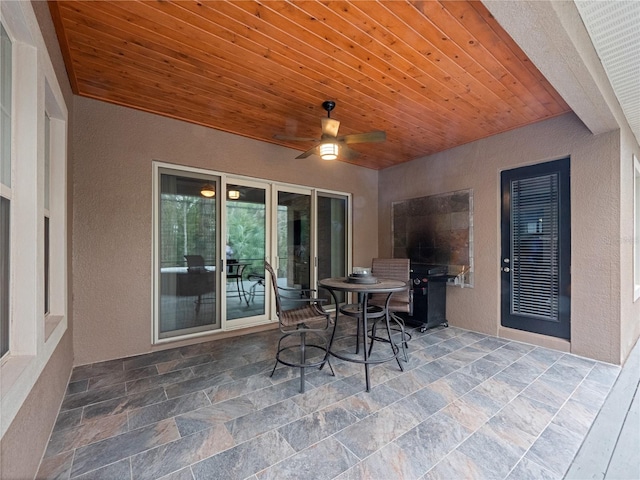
[371,258,411,312]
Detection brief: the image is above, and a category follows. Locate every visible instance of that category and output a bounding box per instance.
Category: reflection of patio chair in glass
[265,261,334,393]
[247,272,265,304]
[227,259,248,305]
[183,255,215,313]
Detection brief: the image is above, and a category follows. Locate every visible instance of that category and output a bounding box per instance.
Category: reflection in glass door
[317,193,349,306]
[157,172,220,338]
[277,190,311,290]
[226,182,267,322]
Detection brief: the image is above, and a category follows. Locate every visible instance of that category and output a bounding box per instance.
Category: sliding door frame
[152,162,352,344]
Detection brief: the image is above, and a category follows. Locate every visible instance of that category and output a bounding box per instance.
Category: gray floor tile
[584,362,620,388]
[131,424,234,480]
[486,394,557,449]
[124,349,183,371]
[156,354,216,374]
[174,396,255,436]
[458,357,505,382]
[257,436,359,480]
[423,449,494,480]
[128,391,210,430]
[441,390,501,431]
[243,378,305,410]
[523,347,564,369]
[88,365,159,391]
[164,371,234,399]
[521,373,576,409]
[396,384,450,422]
[552,397,599,437]
[290,378,362,415]
[225,399,306,444]
[66,379,89,396]
[472,336,509,352]
[482,346,526,368]
[456,426,523,479]
[334,402,419,459]
[501,341,536,354]
[336,383,402,419]
[191,430,295,480]
[73,458,132,480]
[157,467,195,480]
[506,457,560,480]
[526,423,584,477]
[52,408,83,433]
[70,359,124,382]
[36,327,635,480]
[45,412,129,458]
[501,358,547,384]
[205,374,273,404]
[396,411,472,472]
[82,387,167,422]
[70,419,180,477]
[127,369,196,396]
[278,404,358,452]
[473,370,533,406]
[61,383,127,411]
[383,368,433,396]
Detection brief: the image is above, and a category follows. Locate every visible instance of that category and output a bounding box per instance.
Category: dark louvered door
[501,159,571,339]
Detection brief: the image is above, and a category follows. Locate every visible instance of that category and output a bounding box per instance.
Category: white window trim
[0,1,68,440]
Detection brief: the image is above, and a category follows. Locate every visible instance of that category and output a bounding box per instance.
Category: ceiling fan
[274,100,386,161]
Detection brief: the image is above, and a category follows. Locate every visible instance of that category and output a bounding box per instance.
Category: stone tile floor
[36,321,622,480]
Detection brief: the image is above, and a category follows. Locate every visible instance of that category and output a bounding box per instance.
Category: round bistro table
[318,277,408,391]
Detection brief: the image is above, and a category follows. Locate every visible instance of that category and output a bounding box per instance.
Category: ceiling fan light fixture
[319,142,339,161]
[228,189,240,200]
[200,183,216,198]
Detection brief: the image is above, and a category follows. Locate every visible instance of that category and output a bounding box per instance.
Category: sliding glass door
[157,170,220,339]
[276,187,312,291]
[154,164,350,342]
[225,180,268,325]
[317,193,349,305]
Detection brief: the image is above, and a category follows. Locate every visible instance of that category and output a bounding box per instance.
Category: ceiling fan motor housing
[322,100,336,116]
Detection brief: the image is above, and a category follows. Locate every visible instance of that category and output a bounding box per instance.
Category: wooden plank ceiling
[48,0,571,170]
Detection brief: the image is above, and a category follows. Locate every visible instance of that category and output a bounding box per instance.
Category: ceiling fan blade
[339,131,386,144]
[339,145,360,161]
[321,117,340,138]
[295,146,318,159]
[273,134,319,142]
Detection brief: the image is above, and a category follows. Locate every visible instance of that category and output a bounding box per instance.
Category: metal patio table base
[319,277,408,392]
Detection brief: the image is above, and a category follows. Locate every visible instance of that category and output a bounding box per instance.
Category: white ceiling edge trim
[483,0,621,138]
[574,1,640,147]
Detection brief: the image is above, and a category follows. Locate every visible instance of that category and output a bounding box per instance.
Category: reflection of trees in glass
[277,206,288,276]
[227,202,265,273]
[160,194,216,266]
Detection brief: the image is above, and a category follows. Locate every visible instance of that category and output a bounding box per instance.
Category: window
[0,23,12,359]
[634,154,640,301]
[44,113,51,315]
[1,1,68,441]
